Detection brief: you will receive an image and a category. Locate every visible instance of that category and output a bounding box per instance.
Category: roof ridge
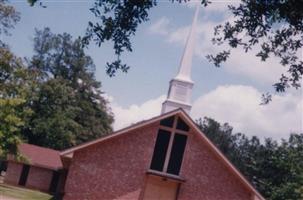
[60,108,185,155]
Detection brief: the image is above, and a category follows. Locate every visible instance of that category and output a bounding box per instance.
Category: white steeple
[161,5,199,114]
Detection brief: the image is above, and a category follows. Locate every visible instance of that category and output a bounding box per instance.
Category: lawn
[0,184,53,200]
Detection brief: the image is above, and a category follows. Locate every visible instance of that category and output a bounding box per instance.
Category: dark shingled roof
[18,143,63,170]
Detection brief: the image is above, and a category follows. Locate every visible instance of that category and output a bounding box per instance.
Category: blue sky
[4,1,302,139]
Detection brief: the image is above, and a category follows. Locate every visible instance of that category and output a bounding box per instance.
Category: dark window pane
[19,164,30,186]
[150,129,171,171]
[176,117,189,132]
[49,171,60,193]
[160,116,175,127]
[167,134,187,175]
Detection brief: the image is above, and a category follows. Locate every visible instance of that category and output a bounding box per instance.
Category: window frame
[149,115,189,176]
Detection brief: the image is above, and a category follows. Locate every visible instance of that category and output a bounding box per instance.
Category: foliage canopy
[23,28,114,150]
[206,0,303,102]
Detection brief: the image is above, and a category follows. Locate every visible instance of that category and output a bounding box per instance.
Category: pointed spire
[174,5,200,83]
[161,5,200,114]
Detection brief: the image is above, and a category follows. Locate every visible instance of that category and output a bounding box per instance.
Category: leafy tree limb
[207,0,303,101]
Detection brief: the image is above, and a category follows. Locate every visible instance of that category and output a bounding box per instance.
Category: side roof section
[60,108,264,200]
[14,143,63,170]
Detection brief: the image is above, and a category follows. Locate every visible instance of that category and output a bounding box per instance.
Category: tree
[206,0,303,103]
[28,0,158,77]
[1,0,114,152]
[196,117,237,155]
[84,0,303,100]
[197,117,303,200]
[0,1,24,158]
[0,47,32,158]
[83,0,157,77]
[248,135,303,200]
[25,78,81,149]
[23,28,114,150]
[0,0,20,45]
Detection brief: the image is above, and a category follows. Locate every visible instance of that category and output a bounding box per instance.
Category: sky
[3,0,302,140]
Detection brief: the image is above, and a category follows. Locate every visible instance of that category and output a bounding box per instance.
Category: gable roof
[60,109,184,156]
[17,143,63,170]
[60,108,264,200]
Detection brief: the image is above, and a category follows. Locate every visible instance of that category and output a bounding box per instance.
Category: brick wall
[64,123,159,200]
[26,166,53,192]
[64,117,254,200]
[4,162,23,185]
[178,130,252,200]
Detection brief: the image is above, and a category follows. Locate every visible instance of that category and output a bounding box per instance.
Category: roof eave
[60,108,185,156]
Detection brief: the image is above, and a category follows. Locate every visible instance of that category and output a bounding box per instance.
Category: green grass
[0,184,53,200]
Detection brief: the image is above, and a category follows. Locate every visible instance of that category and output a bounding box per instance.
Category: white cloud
[225,48,285,84]
[204,1,240,12]
[167,26,190,44]
[111,95,166,130]
[148,6,286,84]
[191,85,303,139]
[184,0,240,11]
[101,93,114,103]
[148,17,170,35]
[109,85,302,140]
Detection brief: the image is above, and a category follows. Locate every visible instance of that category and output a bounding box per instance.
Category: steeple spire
[161,5,199,114]
[175,5,200,83]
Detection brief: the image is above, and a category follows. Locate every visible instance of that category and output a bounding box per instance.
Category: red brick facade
[4,143,64,194]
[4,161,54,192]
[4,162,23,185]
[63,112,259,200]
[64,123,158,200]
[178,132,251,199]
[26,166,53,192]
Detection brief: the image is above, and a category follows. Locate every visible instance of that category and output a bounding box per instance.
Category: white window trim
[158,116,189,174]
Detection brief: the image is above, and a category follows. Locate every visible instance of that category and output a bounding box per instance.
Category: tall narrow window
[49,171,60,193]
[19,164,30,186]
[150,116,190,176]
[167,134,187,175]
[150,129,171,171]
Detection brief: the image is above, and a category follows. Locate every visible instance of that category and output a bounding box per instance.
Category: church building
[60,6,264,200]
